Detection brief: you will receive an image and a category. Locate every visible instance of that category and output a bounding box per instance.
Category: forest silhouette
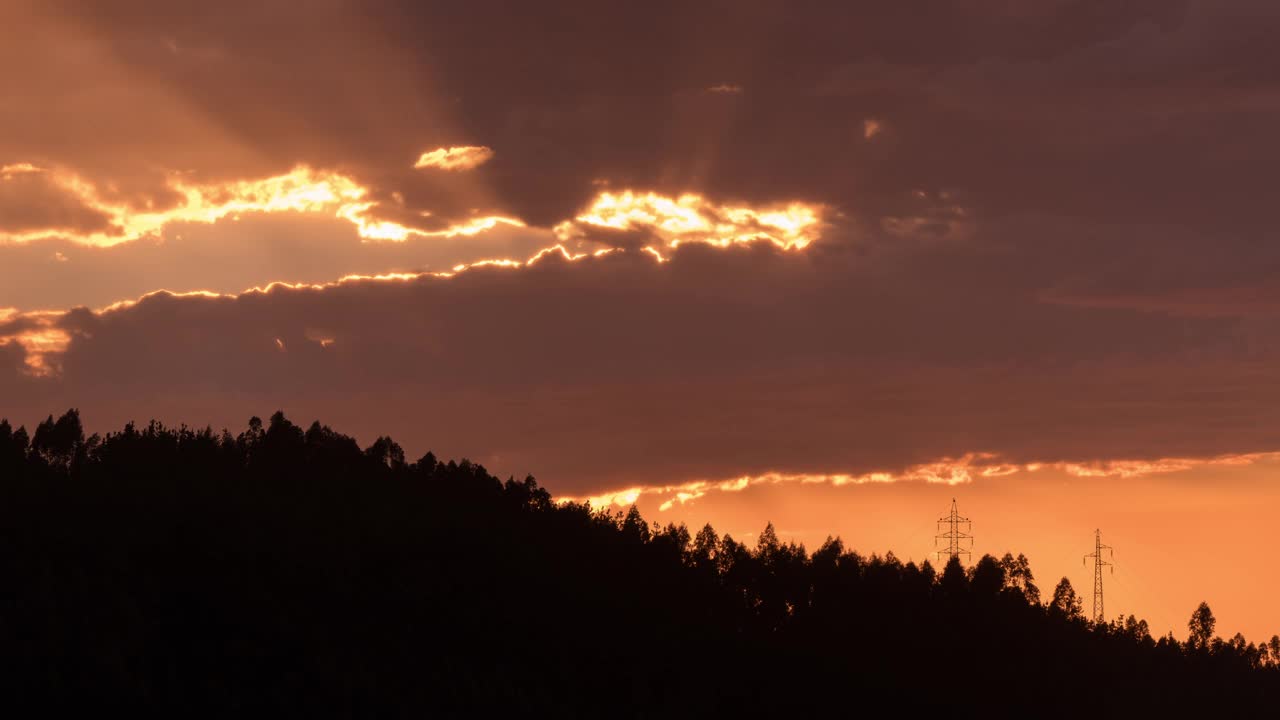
[0,409,1277,716]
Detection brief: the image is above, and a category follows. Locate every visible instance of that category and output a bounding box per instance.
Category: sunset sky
[3,1,1280,640]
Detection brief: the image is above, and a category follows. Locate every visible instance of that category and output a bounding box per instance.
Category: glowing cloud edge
[557,451,1280,510]
[413,145,495,171]
[0,163,523,247]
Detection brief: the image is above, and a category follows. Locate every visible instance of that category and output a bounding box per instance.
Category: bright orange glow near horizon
[561,456,1280,644]
[558,450,1280,512]
[551,450,1280,643]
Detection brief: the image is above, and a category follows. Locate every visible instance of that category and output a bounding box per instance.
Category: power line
[934,498,973,564]
[1083,529,1114,624]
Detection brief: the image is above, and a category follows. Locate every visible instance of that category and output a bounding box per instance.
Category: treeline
[0,409,1277,716]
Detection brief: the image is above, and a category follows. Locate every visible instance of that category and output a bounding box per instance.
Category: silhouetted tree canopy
[1050,576,1084,621]
[1190,601,1218,650]
[0,409,1275,716]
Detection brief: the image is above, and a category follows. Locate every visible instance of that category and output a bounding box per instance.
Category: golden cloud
[413,146,495,171]
[0,310,71,376]
[554,190,825,253]
[1,163,43,179]
[1,163,824,263]
[0,184,821,374]
[0,164,522,247]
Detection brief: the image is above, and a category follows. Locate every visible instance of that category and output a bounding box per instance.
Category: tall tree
[1188,602,1217,650]
[1050,578,1083,620]
[31,408,84,469]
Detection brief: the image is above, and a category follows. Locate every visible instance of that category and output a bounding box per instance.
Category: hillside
[0,409,1276,716]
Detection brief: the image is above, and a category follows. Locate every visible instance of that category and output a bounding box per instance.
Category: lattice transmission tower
[934,498,973,564]
[1083,529,1114,624]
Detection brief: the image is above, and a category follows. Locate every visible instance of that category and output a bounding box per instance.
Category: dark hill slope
[0,410,1275,717]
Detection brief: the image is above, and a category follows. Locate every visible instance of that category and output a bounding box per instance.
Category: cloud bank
[5,233,1280,494]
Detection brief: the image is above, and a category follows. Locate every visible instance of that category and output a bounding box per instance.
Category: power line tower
[934,498,973,564]
[1083,529,1114,624]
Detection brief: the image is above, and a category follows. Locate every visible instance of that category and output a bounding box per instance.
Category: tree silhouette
[1000,552,1041,604]
[0,408,1275,715]
[691,523,719,571]
[969,554,1005,597]
[30,407,84,469]
[1189,601,1217,650]
[939,555,968,596]
[1050,577,1083,620]
[622,504,650,544]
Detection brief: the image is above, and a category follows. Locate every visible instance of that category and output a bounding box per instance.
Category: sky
[3,0,1280,641]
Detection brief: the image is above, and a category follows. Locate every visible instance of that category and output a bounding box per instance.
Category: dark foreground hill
[0,409,1277,717]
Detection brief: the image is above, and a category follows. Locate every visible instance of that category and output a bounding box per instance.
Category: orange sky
[600,457,1280,643]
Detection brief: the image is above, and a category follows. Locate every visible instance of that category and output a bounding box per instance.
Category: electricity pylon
[934,498,973,564]
[1083,529,1114,624]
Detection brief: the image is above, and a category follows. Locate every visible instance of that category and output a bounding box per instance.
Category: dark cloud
[0,171,116,236]
[4,0,1266,237]
[3,237,1279,493]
